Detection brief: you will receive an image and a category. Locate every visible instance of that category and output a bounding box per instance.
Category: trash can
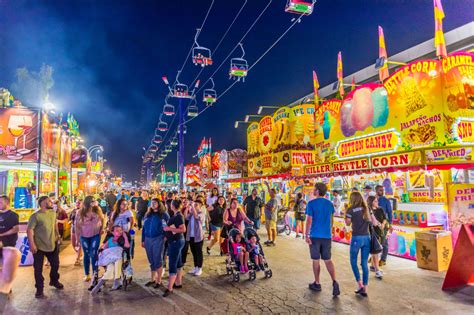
[415,230,453,272]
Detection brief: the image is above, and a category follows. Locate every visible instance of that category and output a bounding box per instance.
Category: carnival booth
[302,52,474,261]
[0,96,80,265]
[237,50,473,262]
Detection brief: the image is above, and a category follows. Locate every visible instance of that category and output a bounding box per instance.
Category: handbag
[369,223,383,254]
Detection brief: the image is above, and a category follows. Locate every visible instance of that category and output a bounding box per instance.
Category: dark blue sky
[1,0,472,181]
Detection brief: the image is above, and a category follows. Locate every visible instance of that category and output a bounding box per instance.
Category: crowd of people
[0,180,393,305]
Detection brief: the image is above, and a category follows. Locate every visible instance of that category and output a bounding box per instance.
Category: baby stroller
[276,207,291,235]
[244,227,273,279]
[224,228,255,282]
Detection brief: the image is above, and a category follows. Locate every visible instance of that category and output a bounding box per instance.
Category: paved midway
[6,233,473,314]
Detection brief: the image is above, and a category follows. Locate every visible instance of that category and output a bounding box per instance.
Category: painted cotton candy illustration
[371,87,389,128]
[340,101,356,137]
[351,88,374,131]
[322,111,331,140]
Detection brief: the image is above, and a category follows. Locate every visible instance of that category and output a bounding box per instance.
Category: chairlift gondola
[203,78,217,106]
[153,135,163,144]
[192,29,213,67]
[285,0,314,15]
[163,97,175,116]
[187,104,199,117]
[170,138,178,146]
[149,144,158,152]
[157,121,168,132]
[165,145,172,153]
[229,43,248,82]
[178,125,187,134]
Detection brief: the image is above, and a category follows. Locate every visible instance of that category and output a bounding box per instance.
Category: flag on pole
[378,26,390,81]
[434,0,447,58]
[312,70,320,105]
[337,52,344,98]
[162,76,169,85]
[208,138,212,154]
[351,76,356,92]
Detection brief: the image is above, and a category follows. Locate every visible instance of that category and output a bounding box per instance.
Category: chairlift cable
[183,12,305,125]
[177,0,215,77]
[189,0,249,88]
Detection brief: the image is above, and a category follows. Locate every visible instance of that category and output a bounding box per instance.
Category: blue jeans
[168,238,185,275]
[245,218,261,230]
[80,234,101,276]
[145,236,165,270]
[350,235,371,286]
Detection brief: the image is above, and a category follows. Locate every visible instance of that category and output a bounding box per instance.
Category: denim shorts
[210,223,222,232]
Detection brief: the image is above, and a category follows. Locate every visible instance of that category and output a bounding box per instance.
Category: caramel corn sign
[336,130,400,159]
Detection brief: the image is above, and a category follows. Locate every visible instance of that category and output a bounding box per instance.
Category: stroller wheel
[265,269,273,278]
[284,225,291,236]
[233,273,240,282]
[249,270,256,281]
[226,267,232,275]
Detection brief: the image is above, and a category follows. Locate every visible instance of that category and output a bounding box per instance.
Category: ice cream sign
[336,129,400,159]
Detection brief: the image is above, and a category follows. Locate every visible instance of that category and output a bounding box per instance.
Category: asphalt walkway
[5,232,473,314]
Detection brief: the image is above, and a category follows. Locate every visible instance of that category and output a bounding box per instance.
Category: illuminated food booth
[301,52,474,260]
[0,104,75,222]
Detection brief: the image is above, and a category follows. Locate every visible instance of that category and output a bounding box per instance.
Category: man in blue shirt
[376,185,393,266]
[305,183,340,297]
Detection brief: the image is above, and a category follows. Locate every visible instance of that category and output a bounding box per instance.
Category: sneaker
[49,282,64,290]
[369,266,376,272]
[163,289,172,297]
[308,282,322,291]
[84,275,91,282]
[188,267,197,275]
[332,281,340,297]
[111,279,121,290]
[206,247,211,255]
[145,281,155,287]
[91,279,105,295]
[295,234,301,238]
[194,268,202,276]
[35,289,45,299]
[379,260,386,267]
[375,270,383,279]
[173,284,182,289]
[264,240,271,246]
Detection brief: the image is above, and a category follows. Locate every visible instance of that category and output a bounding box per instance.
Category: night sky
[0,0,472,181]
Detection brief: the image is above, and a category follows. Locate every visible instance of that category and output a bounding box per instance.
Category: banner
[370,151,422,168]
[272,107,291,174]
[41,113,61,167]
[71,147,88,169]
[228,149,248,177]
[447,183,474,245]
[59,130,72,171]
[0,107,39,162]
[259,116,273,175]
[219,150,228,178]
[425,146,473,164]
[443,52,474,144]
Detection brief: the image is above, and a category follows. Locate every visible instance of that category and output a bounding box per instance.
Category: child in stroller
[225,228,273,282]
[91,225,131,294]
[245,228,273,279]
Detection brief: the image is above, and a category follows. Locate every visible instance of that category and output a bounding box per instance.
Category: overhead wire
[183,11,307,125]
[189,0,248,88]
